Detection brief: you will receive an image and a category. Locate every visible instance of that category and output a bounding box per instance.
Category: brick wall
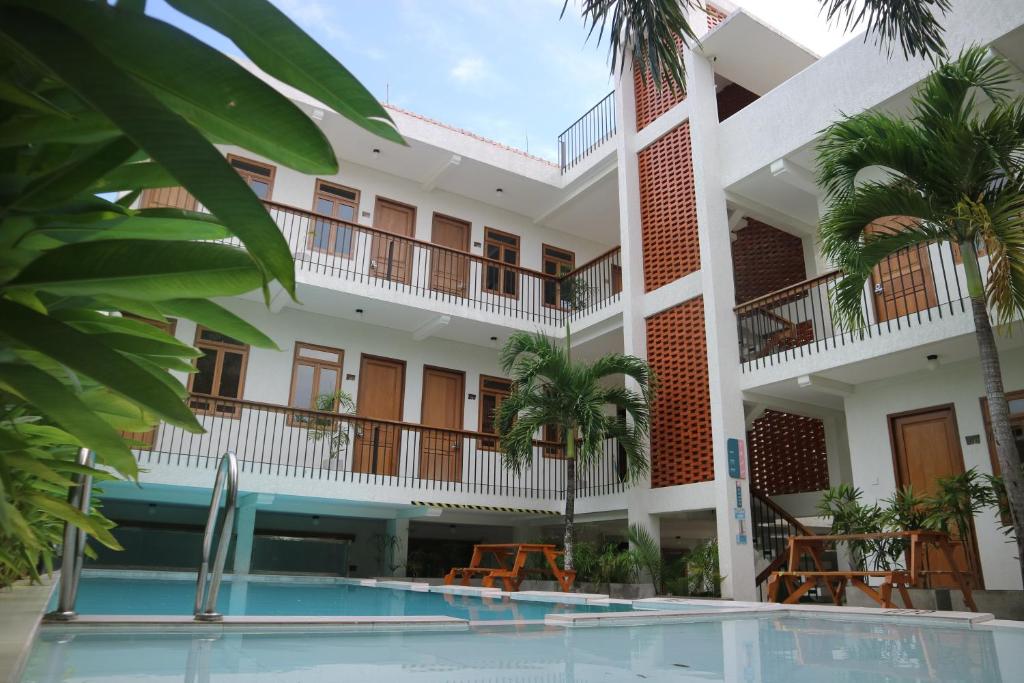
[707,4,728,29]
[646,298,714,487]
[638,123,700,291]
[731,219,807,304]
[632,38,686,131]
[748,410,830,495]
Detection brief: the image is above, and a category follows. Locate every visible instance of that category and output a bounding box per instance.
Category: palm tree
[495,331,655,570]
[571,0,951,94]
[816,46,1024,580]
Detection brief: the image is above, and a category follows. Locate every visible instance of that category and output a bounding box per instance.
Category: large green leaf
[167,0,404,146]
[0,7,296,295]
[7,240,265,299]
[159,298,278,349]
[0,300,200,433]
[0,111,117,147]
[14,136,138,209]
[26,494,122,550]
[91,161,177,192]
[0,363,137,476]
[27,210,230,246]
[24,0,337,174]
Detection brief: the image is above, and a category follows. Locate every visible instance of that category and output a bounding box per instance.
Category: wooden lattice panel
[707,4,728,29]
[731,219,807,303]
[632,36,686,131]
[748,410,829,496]
[638,122,700,292]
[646,297,714,487]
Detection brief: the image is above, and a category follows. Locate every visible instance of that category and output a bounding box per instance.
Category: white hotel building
[98,0,1024,599]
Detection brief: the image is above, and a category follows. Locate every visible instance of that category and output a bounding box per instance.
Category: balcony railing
[558,91,616,173]
[141,189,622,327]
[736,241,978,370]
[133,394,629,500]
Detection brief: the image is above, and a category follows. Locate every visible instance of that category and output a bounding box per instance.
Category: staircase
[750,488,836,602]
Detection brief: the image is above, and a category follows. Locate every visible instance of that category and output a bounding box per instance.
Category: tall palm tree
[816,46,1024,580]
[495,331,655,570]
[571,0,951,94]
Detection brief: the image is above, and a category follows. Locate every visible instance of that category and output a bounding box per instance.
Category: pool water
[62,575,633,620]
[22,616,1024,682]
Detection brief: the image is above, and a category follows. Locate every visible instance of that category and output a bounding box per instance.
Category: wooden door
[429,214,470,295]
[419,367,464,481]
[352,356,405,476]
[868,219,937,322]
[371,198,415,285]
[890,406,982,588]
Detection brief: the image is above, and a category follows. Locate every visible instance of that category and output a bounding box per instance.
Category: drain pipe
[47,448,95,621]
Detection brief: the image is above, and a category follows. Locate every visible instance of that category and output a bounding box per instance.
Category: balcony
[558,91,616,173]
[131,394,628,500]
[735,241,979,371]
[142,189,622,329]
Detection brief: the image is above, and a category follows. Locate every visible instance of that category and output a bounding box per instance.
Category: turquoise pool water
[62,574,633,620]
[22,616,1024,682]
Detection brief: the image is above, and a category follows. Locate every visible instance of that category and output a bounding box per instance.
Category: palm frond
[570,0,702,95]
[981,188,1024,326]
[820,0,951,60]
[590,353,657,403]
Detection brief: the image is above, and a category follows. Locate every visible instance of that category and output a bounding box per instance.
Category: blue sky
[147,0,856,162]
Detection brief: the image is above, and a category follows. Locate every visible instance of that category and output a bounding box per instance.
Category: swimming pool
[62,571,635,621]
[22,615,1024,682]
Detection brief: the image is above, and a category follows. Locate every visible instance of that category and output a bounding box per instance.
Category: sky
[147,0,862,163]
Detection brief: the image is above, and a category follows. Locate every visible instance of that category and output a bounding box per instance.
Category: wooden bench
[443,543,576,592]
[768,531,977,611]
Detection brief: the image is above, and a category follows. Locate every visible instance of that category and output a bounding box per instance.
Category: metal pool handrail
[194,452,238,621]
[48,448,95,621]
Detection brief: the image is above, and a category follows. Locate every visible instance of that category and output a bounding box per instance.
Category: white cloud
[450,57,489,84]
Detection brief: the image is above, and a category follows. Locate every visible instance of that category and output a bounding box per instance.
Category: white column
[385,518,409,578]
[685,46,757,600]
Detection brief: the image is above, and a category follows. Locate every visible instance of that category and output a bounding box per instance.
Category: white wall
[844,353,1024,590]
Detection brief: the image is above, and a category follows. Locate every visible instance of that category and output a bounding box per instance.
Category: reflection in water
[21,616,1016,683]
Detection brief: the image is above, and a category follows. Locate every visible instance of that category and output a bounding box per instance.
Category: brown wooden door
[353,356,405,476]
[419,367,464,481]
[371,198,415,284]
[890,406,982,587]
[429,214,470,295]
[868,219,937,322]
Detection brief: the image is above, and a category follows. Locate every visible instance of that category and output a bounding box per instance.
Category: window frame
[478,375,512,450]
[226,153,276,200]
[309,179,361,258]
[541,244,576,310]
[187,326,250,419]
[287,342,346,425]
[483,228,521,298]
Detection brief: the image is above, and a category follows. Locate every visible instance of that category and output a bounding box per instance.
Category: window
[483,228,520,297]
[227,154,275,199]
[289,343,345,416]
[188,327,250,418]
[543,423,564,458]
[478,375,512,449]
[310,180,360,256]
[542,244,576,308]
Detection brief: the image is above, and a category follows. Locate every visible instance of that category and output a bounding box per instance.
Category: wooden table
[443,543,576,592]
[767,530,977,611]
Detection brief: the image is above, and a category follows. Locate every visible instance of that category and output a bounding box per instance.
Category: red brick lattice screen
[707,4,728,29]
[748,410,829,496]
[731,219,807,304]
[638,122,700,292]
[647,297,714,487]
[632,37,685,130]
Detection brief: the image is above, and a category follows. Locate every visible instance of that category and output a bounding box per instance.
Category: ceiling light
[495,188,503,195]
[372,148,381,158]
[926,354,939,371]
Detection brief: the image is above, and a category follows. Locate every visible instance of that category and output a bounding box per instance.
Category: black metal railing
[558,91,616,173]
[135,394,628,500]
[140,189,623,327]
[751,488,814,601]
[736,241,976,370]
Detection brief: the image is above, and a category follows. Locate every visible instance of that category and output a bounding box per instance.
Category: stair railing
[194,452,238,621]
[750,487,813,599]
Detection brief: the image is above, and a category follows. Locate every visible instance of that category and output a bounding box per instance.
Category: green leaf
[0,300,200,434]
[0,7,296,295]
[29,209,231,244]
[159,298,278,349]
[0,79,70,116]
[91,161,178,192]
[26,494,123,550]
[0,111,116,147]
[78,388,156,432]
[14,136,138,209]
[94,296,168,323]
[0,363,138,476]
[167,0,404,146]
[8,240,265,300]
[1,453,75,487]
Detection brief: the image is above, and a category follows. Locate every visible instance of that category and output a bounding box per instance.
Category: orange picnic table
[444,543,576,592]
[767,530,977,611]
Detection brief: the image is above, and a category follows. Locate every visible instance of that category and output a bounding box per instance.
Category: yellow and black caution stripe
[411,501,560,516]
